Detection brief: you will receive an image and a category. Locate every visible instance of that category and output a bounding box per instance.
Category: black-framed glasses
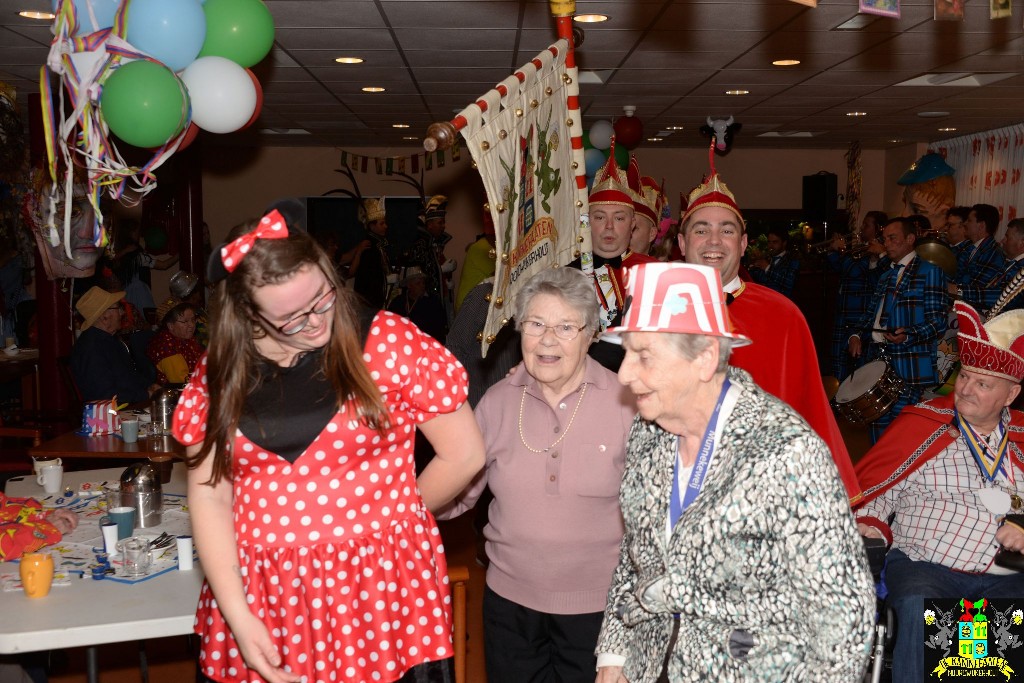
[257,286,338,335]
[519,319,587,341]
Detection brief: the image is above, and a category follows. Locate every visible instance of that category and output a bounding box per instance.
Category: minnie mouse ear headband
[207,209,292,284]
[956,301,1024,382]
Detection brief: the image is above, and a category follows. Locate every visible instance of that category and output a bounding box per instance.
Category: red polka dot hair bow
[220,210,289,273]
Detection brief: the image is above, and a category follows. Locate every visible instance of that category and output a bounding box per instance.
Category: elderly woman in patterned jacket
[594,262,875,683]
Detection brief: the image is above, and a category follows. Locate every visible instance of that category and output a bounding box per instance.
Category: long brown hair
[189,219,389,485]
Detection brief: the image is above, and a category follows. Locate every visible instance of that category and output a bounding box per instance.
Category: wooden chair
[0,418,43,476]
[448,565,470,683]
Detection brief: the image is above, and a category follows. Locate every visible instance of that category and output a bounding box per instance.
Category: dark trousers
[483,586,603,683]
[885,548,1024,683]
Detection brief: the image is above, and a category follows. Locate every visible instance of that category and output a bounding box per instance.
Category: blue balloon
[53,0,120,34]
[584,148,606,177]
[127,0,207,72]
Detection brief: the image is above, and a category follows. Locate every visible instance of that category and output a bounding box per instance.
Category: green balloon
[582,131,592,150]
[199,0,275,68]
[100,61,188,149]
[143,225,168,252]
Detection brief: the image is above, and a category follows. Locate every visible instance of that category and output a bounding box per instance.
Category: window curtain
[931,124,1024,239]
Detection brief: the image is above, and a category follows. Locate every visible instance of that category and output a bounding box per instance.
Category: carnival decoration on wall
[36,0,273,280]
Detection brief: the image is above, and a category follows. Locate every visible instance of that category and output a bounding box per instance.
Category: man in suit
[945,206,972,275]
[748,225,800,298]
[825,210,888,381]
[850,217,950,443]
[987,218,1024,315]
[954,203,1006,310]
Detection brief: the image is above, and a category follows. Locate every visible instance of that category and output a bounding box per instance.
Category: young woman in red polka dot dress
[172,210,485,683]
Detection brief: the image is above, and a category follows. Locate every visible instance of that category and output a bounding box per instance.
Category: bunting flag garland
[991,0,1012,19]
[859,0,901,17]
[329,144,469,177]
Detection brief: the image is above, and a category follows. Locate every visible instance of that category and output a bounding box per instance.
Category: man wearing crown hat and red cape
[350,196,395,310]
[677,153,861,501]
[574,140,657,371]
[626,157,666,257]
[854,301,1024,683]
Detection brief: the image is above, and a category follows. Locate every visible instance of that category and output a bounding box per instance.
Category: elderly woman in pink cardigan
[438,267,635,682]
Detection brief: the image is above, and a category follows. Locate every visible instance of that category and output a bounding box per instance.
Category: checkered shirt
[858,417,1022,573]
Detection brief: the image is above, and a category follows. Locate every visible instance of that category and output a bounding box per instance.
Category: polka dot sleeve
[364,311,468,423]
[172,354,209,446]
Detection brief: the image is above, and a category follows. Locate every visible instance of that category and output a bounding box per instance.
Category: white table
[1,464,204,681]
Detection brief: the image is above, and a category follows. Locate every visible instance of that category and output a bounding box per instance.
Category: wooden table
[0,348,39,411]
[29,431,185,460]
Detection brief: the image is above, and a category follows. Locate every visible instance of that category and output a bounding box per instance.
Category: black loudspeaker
[802,172,838,223]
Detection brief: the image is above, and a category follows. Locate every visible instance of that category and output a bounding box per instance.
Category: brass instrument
[914,234,956,279]
[811,233,874,257]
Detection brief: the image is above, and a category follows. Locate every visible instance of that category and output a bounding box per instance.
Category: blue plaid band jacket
[851,256,950,387]
[957,236,1005,310]
[748,252,800,297]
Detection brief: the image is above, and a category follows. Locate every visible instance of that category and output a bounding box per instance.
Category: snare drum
[834,360,905,425]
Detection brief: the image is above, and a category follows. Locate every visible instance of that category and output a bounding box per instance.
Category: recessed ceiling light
[574,14,608,23]
[402,136,418,141]
[646,137,663,142]
[335,57,364,64]
[939,127,958,132]
[18,10,54,19]
[392,124,410,128]
[725,89,750,95]
[361,86,385,93]
[666,126,685,130]
[772,59,801,66]
[917,111,950,118]
[889,139,903,143]
[846,111,868,117]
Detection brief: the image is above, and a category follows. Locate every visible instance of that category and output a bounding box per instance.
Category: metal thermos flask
[152,386,180,436]
[120,462,162,528]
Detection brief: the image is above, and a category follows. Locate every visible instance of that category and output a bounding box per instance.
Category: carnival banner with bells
[457,38,589,354]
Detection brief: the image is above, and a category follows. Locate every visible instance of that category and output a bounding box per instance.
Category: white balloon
[589,120,614,150]
[180,56,256,134]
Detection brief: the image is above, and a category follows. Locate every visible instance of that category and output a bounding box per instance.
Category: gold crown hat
[589,137,640,209]
[423,195,448,220]
[362,197,386,224]
[955,301,1024,382]
[626,155,666,226]
[680,142,744,229]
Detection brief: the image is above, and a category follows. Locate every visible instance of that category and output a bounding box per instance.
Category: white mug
[32,457,61,476]
[37,464,63,494]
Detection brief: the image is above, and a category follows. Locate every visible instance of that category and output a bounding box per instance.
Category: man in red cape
[677,155,859,501]
[576,139,656,371]
[854,301,1024,683]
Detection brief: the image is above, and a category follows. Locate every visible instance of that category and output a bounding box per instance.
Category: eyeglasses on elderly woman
[519,319,589,341]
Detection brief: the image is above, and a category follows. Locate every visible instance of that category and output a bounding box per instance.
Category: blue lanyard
[954,408,1009,482]
[670,379,731,529]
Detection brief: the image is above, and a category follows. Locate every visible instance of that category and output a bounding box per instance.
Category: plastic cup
[176,535,193,571]
[101,522,119,555]
[120,416,139,443]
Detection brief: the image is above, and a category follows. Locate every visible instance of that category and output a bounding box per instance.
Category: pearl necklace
[518,382,589,453]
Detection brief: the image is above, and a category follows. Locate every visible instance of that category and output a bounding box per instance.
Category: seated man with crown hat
[569,141,656,371]
[854,302,1024,683]
[677,162,861,501]
[350,196,396,310]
